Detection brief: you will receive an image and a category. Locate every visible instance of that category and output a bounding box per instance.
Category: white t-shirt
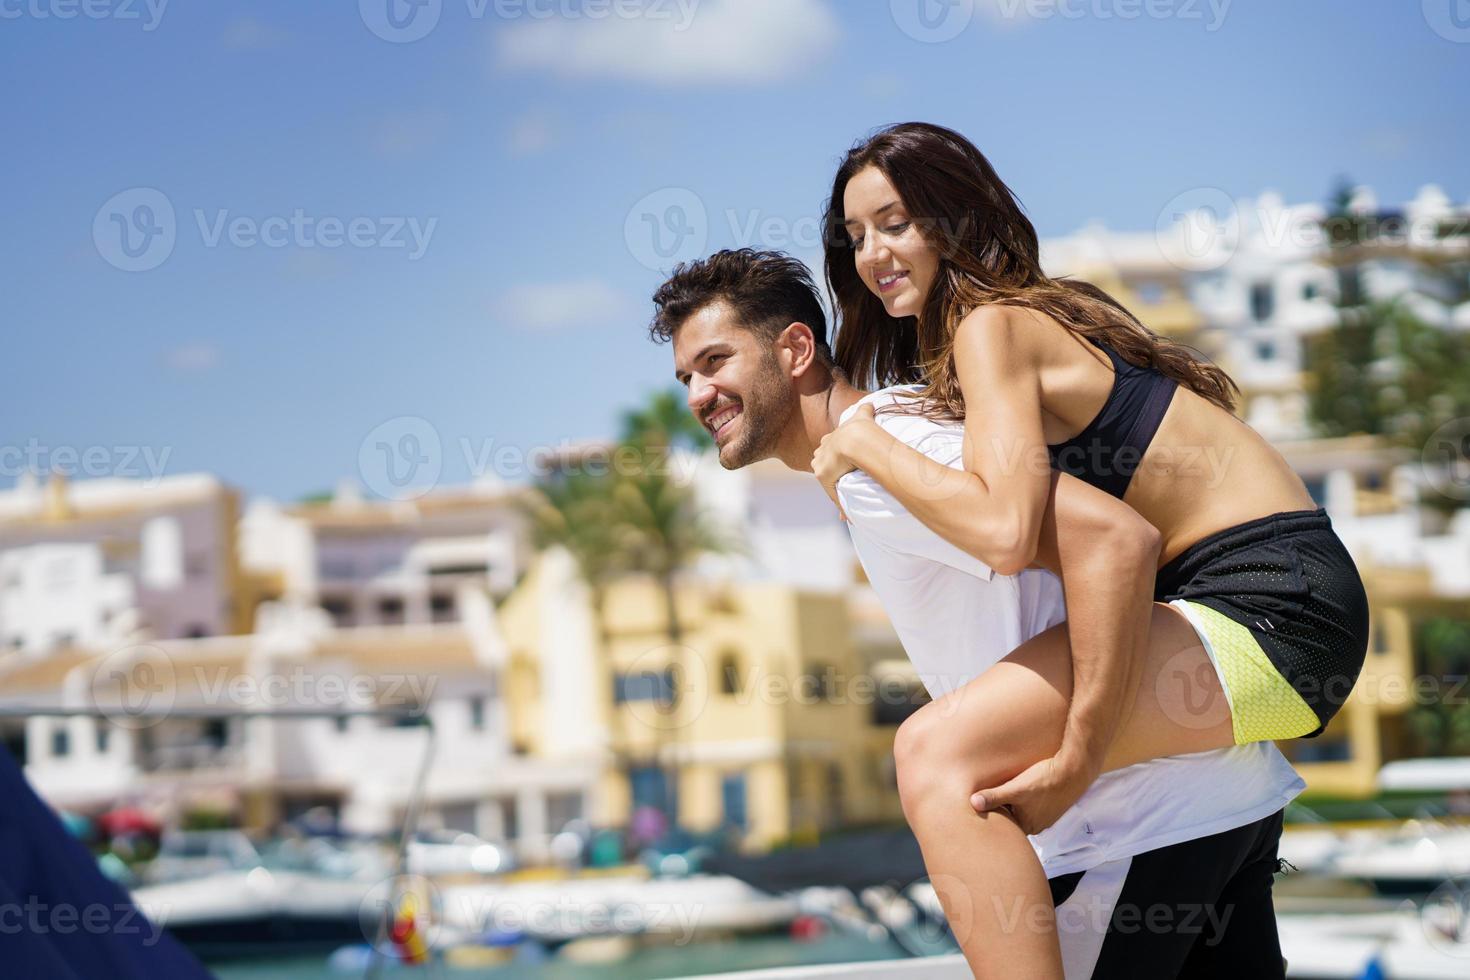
[836,384,1305,878]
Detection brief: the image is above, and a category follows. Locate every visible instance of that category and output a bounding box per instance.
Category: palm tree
[521,469,631,769]
[523,388,734,829]
[620,388,713,455]
[615,390,733,824]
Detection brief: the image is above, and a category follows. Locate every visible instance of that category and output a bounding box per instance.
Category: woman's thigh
[904,603,1233,788]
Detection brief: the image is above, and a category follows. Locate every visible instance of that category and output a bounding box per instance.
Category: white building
[688,451,858,593]
[0,596,598,857]
[239,480,530,631]
[0,472,244,657]
[1044,185,1470,442]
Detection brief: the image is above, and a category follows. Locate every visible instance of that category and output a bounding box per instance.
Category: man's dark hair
[648,248,833,364]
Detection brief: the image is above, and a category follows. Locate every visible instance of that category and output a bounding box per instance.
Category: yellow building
[1269,442,1470,798]
[498,550,907,852]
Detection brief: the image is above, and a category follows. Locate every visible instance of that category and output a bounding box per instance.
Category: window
[1255,340,1276,362]
[1302,282,1319,300]
[469,696,485,731]
[377,597,405,625]
[1249,282,1274,322]
[2,729,25,766]
[1291,737,1351,764]
[51,726,70,758]
[202,719,228,748]
[334,714,350,734]
[321,597,353,628]
[430,594,455,622]
[718,652,742,696]
[95,723,110,755]
[428,563,487,577]
[800,664,837,702]
[721,773,748,831]
[615,670,675,704]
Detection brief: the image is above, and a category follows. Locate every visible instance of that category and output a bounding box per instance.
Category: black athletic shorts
[1154,507,1370,743]
[1047,809,1289,978]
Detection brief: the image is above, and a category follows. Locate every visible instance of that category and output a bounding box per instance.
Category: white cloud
[495,279,639,331]
[493,0,838,85]
[163,343,221,373]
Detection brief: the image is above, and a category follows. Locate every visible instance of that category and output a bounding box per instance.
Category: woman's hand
[812,402,881,516]
[969,750,1103,836]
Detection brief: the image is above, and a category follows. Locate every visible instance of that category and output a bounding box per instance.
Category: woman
[812,122,1368,978]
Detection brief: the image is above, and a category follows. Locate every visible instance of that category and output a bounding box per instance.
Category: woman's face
[842,165,938,319]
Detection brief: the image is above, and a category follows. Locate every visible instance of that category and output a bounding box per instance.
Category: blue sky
[3,0,1466,501]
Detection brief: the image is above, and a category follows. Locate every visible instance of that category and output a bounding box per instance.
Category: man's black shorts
[1046,808,1288,978]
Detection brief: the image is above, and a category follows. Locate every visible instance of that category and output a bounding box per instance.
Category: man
[650,248,1303,977]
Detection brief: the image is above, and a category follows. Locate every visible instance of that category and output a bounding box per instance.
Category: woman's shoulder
[953,303,1079,366]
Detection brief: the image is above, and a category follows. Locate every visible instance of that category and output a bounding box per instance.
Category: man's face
[672,301,799,470]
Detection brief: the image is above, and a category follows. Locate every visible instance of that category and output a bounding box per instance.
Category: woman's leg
[894,606,1232,979]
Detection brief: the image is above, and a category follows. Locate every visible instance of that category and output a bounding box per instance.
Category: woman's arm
[835,306,1051,575]
[832,305,1156,794]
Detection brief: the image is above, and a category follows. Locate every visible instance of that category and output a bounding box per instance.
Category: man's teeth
[709,406,741,432]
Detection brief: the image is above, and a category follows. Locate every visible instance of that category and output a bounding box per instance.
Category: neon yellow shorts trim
[1168,599,1321,744]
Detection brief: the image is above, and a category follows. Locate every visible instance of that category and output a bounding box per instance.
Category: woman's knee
[894,700,1002,814]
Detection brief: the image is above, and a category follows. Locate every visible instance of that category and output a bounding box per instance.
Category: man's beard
[718,353,798,470]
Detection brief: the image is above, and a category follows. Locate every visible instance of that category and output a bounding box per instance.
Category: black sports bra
[1046,338,1177,499]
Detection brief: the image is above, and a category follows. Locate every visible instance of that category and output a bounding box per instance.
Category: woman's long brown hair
[822,122,1238,420]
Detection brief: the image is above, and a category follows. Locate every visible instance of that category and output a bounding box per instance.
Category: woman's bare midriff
[1124,386,1319,566]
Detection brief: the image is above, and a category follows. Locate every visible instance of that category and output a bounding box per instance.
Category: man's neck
[774,375,868,473]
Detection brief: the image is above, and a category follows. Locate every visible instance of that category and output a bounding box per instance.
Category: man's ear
[778,321,821,379]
